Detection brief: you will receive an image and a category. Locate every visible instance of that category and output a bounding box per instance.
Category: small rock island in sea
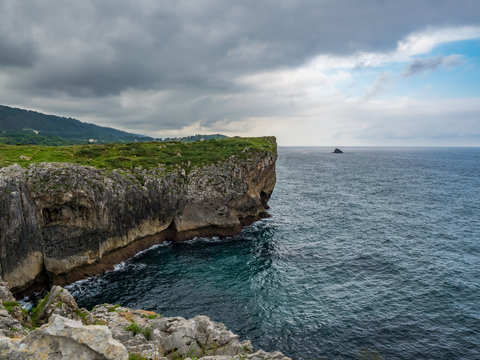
[0,136,290,359]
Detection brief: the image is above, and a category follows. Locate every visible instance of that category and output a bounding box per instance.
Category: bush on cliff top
[0,136,276,170]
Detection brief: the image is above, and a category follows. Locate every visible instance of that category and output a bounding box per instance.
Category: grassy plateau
[0,137,276,171]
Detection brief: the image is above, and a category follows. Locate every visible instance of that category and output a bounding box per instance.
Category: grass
[0,137,276,171]
[2,301,20,313]
[29,292,49,326]
[125,321,153,340]
[141,313,159,319]
[107,304,120,312]
[75,309,89,322]
[125,322,143,336]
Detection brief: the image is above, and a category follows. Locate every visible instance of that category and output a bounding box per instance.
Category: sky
[1,0,479,146]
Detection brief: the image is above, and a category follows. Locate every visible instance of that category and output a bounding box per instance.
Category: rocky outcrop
[34,285,82,326]
[0,140,276,294]
[91,304,254,358]
[0,285,290,360]
[0,277,30,336]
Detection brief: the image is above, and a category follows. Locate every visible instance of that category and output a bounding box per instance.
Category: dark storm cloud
[0,34,37,67]
[0,0,479,133]
[0,1,38,67]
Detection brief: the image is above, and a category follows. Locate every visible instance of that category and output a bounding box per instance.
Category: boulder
[0,334,36,360]
[0,315,128,360]
[92,305,254,359]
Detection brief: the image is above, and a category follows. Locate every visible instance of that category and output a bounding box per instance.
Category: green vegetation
[30,292,49,326]
[107,304,121,312]
[75,309,89,323]
[125,322,143,336]
[2,301,28,316]
[0,131,79,145]
[141,313,160,319]
[0,105,152,144]
[143,326,152,341]
[163,134,227,142]
[125,321,153,340]
[2,301,20,313]
[0,136,276,171]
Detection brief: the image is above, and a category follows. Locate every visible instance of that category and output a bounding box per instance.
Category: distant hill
[0,105,152,145]
[163,134,227,142]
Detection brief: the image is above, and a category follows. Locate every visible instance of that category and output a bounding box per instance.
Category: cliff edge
[0,137,277,294]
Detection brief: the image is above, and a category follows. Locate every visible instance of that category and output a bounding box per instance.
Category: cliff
[0,137,277,294]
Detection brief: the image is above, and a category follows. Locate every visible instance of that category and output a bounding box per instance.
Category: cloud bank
[0,0,479,145]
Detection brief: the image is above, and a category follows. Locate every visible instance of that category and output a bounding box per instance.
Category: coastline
[1,137,277,296]
[28,212,270,296]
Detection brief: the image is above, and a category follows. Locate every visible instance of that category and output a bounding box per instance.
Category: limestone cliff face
[0,146,276,293]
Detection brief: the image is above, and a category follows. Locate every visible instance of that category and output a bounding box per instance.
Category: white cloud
[396,26,480,58]
[263,97,480,146]
[301,26,480,71]
[2,17,480,146]
[203,26,480,145]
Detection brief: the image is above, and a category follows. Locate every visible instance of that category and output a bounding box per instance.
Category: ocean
[67,147,480,359]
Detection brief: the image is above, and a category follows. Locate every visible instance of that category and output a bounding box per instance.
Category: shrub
[30,292,50,326]
[125,321,153,340]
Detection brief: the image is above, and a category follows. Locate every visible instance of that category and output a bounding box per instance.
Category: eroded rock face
[0,165,44,292]
[0,144,276,294]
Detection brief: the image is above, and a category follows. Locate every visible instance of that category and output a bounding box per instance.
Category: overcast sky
[1,0,479,145]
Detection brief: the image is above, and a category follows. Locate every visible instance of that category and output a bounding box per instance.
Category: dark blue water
[68,147,480,359]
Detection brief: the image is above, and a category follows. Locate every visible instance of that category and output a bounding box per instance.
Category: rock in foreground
[0,315,128,360]
[0,285,290,360]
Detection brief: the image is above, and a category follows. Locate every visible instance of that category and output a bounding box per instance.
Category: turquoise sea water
[68,147,480,359]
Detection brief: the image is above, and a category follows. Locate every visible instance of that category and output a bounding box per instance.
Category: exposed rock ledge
[0,283,290,360]
[0,142,276,295]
